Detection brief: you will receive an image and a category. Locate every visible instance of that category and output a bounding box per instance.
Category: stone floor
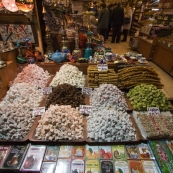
[106,36,173,100]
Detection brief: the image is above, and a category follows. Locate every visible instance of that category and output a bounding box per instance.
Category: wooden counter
[152,43,173,77]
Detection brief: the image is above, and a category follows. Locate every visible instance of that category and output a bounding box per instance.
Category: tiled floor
[106,36,173,100]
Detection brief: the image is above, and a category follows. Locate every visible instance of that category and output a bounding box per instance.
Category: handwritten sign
[97,64,108,71]
[79,105,93,114]
[32,107,45,116]
[42,87,52,95]
[147,107,160,115]
[82,87,92,95]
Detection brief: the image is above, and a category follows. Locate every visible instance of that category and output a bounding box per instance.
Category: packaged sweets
[20,145,46,172]
[3,144,29,171]
[99,146,112,159]
[114,160,130,173]
[142,160,161,173]
[86,145,99,159]
[125,145,139,159]
[71,159,85,173]
[72,146,85,158]
[40,162,56,173]
[58,146,72,158]
[149,141,173,173]
[166,140,173,155]
[112,145,126,161]
[128,160,144,173]
[44,146,59,162]
[0,145,11,168]
[100,160,114,173]
[138,143,154,159]
[85,160,99,173]
[54,159,71,173]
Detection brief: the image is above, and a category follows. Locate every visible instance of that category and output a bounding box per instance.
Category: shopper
[89,1,98,18]
[121,2,132,42]
[111,0,124,43]
[97,2,109,42]
[107,3,114,39]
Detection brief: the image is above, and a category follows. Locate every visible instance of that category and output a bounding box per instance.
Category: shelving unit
[130,0,145,36]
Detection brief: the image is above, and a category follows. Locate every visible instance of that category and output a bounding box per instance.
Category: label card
[82,87,92,95]
[42,87,52,95]
[97,64,108,71]
[147,107,160,115]
[32,107,45,116]
[79,105,92,114]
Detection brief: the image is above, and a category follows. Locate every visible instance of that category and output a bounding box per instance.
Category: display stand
[152,42,173,77]
[137,32,158,60]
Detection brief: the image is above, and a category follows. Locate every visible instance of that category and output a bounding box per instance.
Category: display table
[152,43,173,77]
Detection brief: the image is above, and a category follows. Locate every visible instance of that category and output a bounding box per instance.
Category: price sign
[97,64,108,71]
[147,107,160,115]
[79,105,93,114]
[82,87,92,95]
[42,87,52,95]
[32,107,45,116]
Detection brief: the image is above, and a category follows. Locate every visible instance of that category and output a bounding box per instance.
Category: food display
[12,64,51,88]
[45,83,85,109]
[133,111,173,139]
[34,105,84,141]
[87,65,118,88]
[90,84,128,111]
[158,35,173,49]
[50,64,85,88]
[87,107,136,142]
[0,83,44,140]
[118,66,163,89]
[127,84,172,111]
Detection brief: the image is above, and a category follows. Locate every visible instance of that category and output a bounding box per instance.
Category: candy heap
[35,105,84,141]
[50,64,85,88]
[13,64,51,88]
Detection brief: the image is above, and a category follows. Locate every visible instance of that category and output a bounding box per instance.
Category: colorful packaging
[20,145,46,172]
[166,140,173,155]
[86,145,99,160]
[99,146,112,159]
[44,146,59,162]
[54,159,71,173]
[114,160,130,173]
[2,144,29,171]
[128,160,144,173]
[100,160,114,173]
[40,162,56,173]
[149,141,173,173]
[138,143,154,159]
[142,160,161,173]
[85,160,99,173]
[0,145,11,168]
[125,145,139,159]
[58,146,72,158]
[72,146,85,158]
[71,159,85,173]
[112,145,126,161]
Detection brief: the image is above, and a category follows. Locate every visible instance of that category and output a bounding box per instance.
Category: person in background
[121,2,132,42]
[111,0,124,43]
[97,2,109,42]
[106,3,114,40]
[89,1,98,18]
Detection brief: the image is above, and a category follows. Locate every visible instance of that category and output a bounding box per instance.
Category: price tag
[79,105,93,114]
[147,107,160,115]
[97,64,108,71]
[42,87,52,95]
[32,107,45,116]
[82,87,92,95]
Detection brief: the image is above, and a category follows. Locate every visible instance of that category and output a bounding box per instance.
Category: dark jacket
[111,5,124,26]
[98,8,109,29]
